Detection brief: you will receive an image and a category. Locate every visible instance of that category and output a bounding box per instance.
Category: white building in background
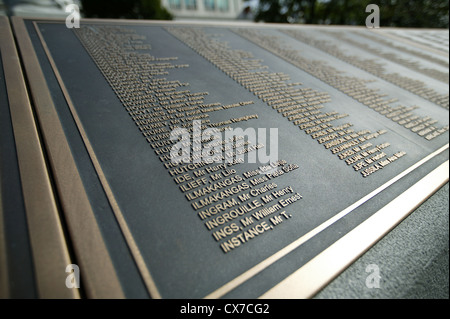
[4,0,82,18]
[162,0,247,20]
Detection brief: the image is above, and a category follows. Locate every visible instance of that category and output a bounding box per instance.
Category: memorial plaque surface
[10,17,449,298]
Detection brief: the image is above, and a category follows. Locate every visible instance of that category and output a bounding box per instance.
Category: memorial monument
[0,16,448,298]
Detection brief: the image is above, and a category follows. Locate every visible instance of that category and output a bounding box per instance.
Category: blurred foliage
[255,0,449,28]
[81,0,173,20]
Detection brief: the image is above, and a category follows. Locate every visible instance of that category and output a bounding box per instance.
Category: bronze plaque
[0,16,77,299]
[8,17,449,298]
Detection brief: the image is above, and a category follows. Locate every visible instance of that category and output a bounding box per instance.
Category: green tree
[255,0,319,23]
[81,0,173,20]
[255,0,449,28]
[378,0,449,28]
[318,0,372,25]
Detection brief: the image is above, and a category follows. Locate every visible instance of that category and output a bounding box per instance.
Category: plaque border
[11,17,449,299]
[0,100,7,298]
[11,16,126,298]
[260,158,449,298]
[31,19,161,299]
[0,16,78,298]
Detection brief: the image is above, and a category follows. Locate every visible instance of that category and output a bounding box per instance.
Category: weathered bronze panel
[5,17,449,298]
